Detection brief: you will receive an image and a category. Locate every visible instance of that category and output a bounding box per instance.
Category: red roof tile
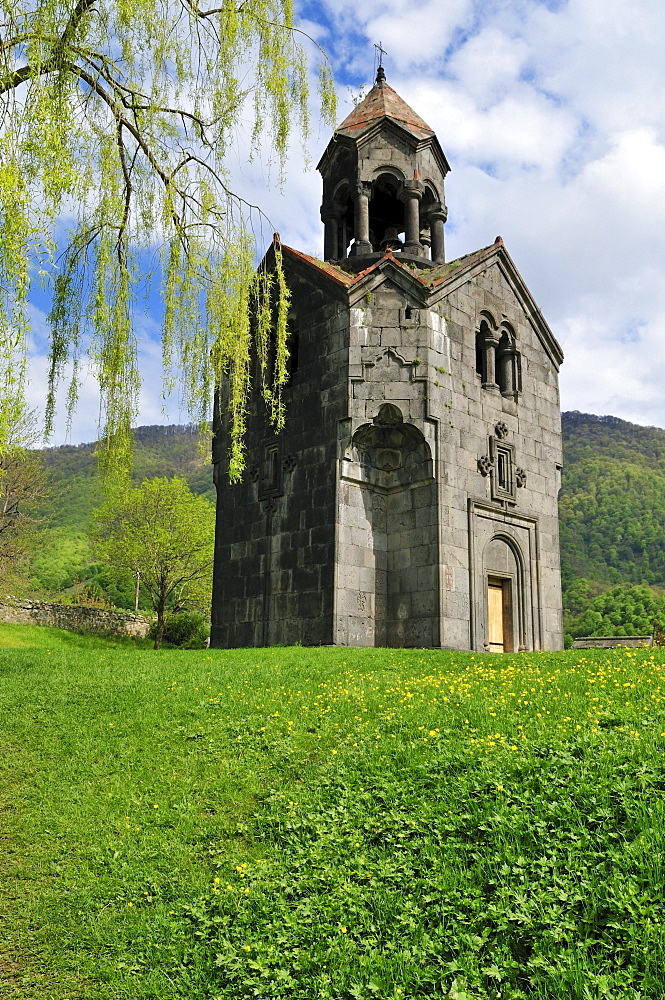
[278,241,512,293]
[278,245,358,286]
[336,81,435,141]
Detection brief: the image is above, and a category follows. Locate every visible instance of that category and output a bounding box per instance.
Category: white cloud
[447,27,530,106]
[364,0,475,69]
[408,80,577,173]
[528,0,665,138]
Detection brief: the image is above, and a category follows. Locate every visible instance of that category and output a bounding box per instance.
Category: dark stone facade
[211,69,564,651]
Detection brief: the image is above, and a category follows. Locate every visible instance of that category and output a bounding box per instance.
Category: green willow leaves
[0,0,335,478]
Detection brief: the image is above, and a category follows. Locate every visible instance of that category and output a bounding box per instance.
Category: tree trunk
[154,595,165,650]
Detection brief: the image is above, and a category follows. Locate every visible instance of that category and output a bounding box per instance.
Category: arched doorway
[483,535,524,653]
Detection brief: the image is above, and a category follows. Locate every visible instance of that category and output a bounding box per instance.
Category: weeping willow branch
[0,0,336,478]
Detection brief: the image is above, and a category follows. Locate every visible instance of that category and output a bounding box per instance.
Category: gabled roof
[335,80,435,142]
[273,238,564,369]
[276,245,358,287]
[277,241,488,292]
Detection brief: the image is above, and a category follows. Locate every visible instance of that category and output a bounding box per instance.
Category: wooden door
[488,578,505,652]
[488,577,514,652]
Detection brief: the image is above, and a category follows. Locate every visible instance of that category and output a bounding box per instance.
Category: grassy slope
[0,624,153,650]
[2,633,665,999]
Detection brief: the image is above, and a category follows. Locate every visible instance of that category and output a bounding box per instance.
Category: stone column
[321,207,339,261]
[419,227,432,259]
[350,183,373,256]
[338,217,348,259]
[498,348,515,396]
[429,206,447,263]
[482,331,500,390]
[401,186,423,256]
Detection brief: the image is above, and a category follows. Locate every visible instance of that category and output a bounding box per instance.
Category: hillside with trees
[0,411,49,598]
[559,412,665,642]
[30,425,214,608]
[560,411,665,586]
[21,412,665,642]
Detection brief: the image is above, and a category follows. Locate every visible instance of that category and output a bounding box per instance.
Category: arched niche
[348,402,433,489]
[339,404,438,648]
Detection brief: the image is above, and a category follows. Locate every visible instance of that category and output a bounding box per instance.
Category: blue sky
[28,0,665,442]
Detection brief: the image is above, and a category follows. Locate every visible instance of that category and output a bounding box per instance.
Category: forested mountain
[559,412,665,641]
[31,425,214,605]
[26,412,665,640]
[560,411,665,588]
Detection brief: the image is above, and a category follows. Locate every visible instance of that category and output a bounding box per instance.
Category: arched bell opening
[331,180,354,259]
[422,182,446,263]
[321,181,355,261]
[338,197,354,258]
[368,173,405,253]
[420,185,437,260]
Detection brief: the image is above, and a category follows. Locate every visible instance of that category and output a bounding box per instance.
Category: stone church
[211,67,564,652]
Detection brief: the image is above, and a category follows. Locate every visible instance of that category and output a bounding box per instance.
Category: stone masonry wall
[433,260,564,650]
[336,293,442,647]
[0,599,151,638]
[571,636,652,649]
[338,255,563,651]
[211,258,349,647]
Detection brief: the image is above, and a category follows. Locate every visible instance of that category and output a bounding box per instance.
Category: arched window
[475,328,486,381]
[475,315,499,388]
[475,316,521,399]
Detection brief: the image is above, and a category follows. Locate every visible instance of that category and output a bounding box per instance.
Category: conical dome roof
[336,72,435,141]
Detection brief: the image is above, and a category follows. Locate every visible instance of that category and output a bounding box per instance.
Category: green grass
[0,624,153,650]
[1,634,665,998]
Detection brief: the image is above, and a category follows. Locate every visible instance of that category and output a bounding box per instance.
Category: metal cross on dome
[374,40,388,76]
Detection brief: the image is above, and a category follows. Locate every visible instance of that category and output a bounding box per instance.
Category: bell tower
[211,66,565,652]
[318,66,450,263]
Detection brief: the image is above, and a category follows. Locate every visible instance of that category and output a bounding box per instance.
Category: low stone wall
[0,599,151,638]
[571,635,652,650]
